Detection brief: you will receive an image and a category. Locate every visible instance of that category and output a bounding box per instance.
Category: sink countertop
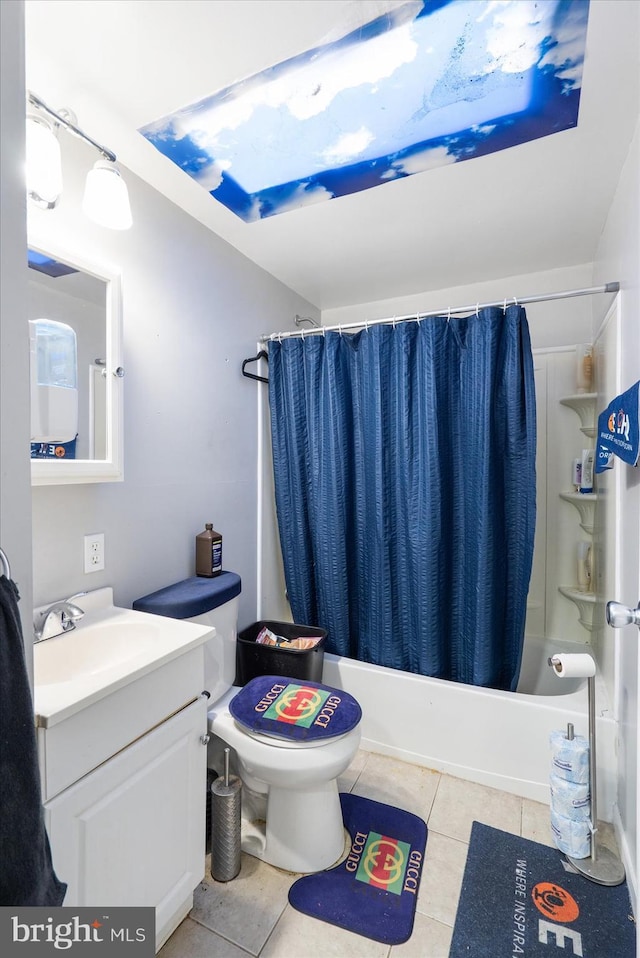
[33,588,213,728]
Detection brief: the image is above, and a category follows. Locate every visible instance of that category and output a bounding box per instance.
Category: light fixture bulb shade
[82,160,133,230]
[26,116,63,208]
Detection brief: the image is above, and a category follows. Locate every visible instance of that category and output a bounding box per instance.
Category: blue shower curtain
[268,306,536,691]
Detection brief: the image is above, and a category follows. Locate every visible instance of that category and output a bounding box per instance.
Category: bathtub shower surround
[268,307,536,692]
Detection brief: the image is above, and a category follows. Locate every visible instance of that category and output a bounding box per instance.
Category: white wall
[592,119,640,910]
[27,131,319,629]
[0,0,33,667]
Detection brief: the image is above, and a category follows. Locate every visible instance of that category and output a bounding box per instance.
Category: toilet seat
[238,725,351,748]
[228,674,362,745]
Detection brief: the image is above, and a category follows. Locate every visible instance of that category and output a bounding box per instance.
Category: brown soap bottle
[195,523,223,578]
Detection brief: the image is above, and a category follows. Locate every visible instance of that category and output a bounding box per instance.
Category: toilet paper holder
[548,655,625,886]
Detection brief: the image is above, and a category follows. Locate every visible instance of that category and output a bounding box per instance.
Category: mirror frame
[28,236,124,485]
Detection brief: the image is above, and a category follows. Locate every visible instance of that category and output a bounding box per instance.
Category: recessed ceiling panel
[139,0,590,222]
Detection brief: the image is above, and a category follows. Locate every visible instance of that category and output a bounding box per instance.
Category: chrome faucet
[34,593,86,643]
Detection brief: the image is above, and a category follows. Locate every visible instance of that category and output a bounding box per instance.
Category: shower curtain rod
[261,281,619,343]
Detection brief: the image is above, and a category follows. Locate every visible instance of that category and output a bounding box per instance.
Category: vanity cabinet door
[44,695,208,949]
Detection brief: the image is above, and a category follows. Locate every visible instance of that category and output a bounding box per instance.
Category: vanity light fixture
[26,91,133,230]
[26,114,63,209]
[83,160,133,230]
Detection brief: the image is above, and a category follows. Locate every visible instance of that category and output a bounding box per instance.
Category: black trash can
[235,620,327,686]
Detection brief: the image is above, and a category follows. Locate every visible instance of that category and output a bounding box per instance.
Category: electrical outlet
[84,533,105,573]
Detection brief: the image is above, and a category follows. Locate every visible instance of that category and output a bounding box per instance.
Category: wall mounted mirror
[28,237,123,485]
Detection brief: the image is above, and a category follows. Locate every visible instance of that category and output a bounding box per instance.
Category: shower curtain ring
[447,307,451,323]
[503,298,507,314]
[513,296,519,307]
[476,302,480,317]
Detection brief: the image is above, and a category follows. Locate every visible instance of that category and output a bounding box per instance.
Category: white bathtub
[323,635,616,819]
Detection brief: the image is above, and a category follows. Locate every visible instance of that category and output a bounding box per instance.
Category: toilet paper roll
[550,653,596,679]
[549,773,590,821]
[550,729,589,784]
[550,809,591,859]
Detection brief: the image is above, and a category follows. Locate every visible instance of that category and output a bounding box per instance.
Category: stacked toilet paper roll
[549,729,591,858]
[548,653,596,859]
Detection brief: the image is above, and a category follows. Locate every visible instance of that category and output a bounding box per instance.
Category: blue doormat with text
[288,793,427,945]
[449,822,635,957]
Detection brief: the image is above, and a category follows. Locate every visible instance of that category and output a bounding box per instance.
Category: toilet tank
[132,572,241,701]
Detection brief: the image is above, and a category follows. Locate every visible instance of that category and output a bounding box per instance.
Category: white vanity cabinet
[33,592,214,953]
[44,695,207,951]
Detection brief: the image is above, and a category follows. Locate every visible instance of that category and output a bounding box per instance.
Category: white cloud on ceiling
[384,143,457,178]
[322,126,376,165]
[262,181,335,217]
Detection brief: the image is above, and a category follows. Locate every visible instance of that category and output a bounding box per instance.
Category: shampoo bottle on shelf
[576,542,592,592]
[579,449,594,494]
[196,523,223,577]
[575,344,593,393]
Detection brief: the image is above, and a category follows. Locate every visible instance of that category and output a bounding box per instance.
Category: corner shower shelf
[559,393,597,437]
[558,586,600,632]
[559,491,597,534]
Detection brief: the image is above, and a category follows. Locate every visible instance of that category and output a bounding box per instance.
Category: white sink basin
[33,587,214,726]
[35,619,161,686]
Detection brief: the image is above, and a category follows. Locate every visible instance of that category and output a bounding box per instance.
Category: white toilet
[133,573,362,874]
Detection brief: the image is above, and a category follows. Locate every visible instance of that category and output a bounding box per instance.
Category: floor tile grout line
[257,893,297,957]
[188,913,260,957]
[425,768,443,825]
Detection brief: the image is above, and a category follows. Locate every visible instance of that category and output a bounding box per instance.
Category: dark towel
[0,575,66,906]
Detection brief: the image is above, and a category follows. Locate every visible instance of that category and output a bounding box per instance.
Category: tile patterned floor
[159,749,618,958]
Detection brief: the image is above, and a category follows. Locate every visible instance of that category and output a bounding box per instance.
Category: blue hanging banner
[595,381,639,474]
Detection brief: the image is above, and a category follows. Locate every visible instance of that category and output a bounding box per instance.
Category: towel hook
[0,546,11,580]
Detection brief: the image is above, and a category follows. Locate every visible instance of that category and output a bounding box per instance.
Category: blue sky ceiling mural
[139,0,590,222]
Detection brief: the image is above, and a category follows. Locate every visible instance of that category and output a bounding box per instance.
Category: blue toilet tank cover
[132,572,241,619]
[229,675,361,743]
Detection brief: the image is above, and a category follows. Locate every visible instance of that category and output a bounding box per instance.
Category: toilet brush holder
[210,748,242,882]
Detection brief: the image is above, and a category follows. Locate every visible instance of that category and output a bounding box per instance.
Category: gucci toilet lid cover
[229,675,362,743]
